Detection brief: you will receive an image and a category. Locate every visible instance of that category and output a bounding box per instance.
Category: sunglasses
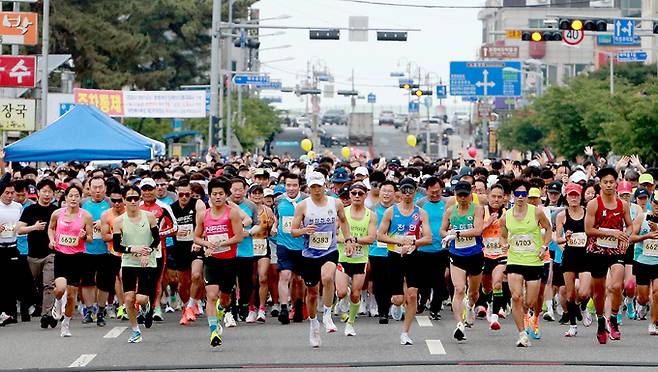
[110,197,124,204]
[350,191,365,197]
[513,191,528,198]
[141,186,155,191]
[126,196,140,202]
[178,192,191,198]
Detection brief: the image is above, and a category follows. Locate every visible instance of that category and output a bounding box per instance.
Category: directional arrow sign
[436,85,447,99]
[450,61,521,97]
[617,51,648,63]
[613,19,635,45]
[367,93,376,103]
[256,81,282,90]
[233,74,270,85]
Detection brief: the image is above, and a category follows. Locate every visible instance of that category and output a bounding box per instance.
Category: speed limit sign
[562,30,584,46]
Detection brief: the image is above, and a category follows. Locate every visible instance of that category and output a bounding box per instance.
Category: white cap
[482,159,492,166]
[528,160,541,168]
[306,171,325,187]
[487,175,499,189]
[569,171,587,184]
[263,188,274,197]
[138,178,157,189]
[354,166,369,177]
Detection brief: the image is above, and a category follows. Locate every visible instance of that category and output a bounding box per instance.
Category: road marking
[416,315,433,327]
[425,339,446,355]
[103,326,127,339]
[69,354,96,368]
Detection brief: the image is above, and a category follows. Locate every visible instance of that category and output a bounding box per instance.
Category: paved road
[2,305,658,371]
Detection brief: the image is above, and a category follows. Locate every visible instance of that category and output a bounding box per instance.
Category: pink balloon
[467,147,477,158]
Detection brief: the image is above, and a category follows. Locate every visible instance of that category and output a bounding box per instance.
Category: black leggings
[236,257,254,308]
[369,256,390,316]
[417,251,449,313]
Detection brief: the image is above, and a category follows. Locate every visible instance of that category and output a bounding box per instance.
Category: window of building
[528,19,545,28]
[621,0,642,17]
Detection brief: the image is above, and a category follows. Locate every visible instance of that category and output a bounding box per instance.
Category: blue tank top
[303,197,338,258]
[275,195,304,251]
[369,203,390,257]
[448,203,483,257]
[417,197,446,253]
[386,205,421,254]
[82,199,111,255]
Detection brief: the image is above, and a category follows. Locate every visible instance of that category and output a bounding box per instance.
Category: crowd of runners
[1,147,657,349]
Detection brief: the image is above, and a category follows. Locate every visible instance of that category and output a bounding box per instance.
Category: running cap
[639,173,654,185]
[565,183,582,196]
[569,171,587,184]
[307,172,326,187]
[617,180,632,195]
[528,187,541,198]
[138,178,156,189]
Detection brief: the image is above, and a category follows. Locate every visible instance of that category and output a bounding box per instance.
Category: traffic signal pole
[209,0,222,147]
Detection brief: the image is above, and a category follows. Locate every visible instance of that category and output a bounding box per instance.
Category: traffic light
[234,38,260,48]
[309,29,340,40]
[411,89,432,97]
[337,90,358,96]
[558,18,607,32]
[377,31,407,41]
[521,30,562,42]
[298,88,321,95]
[399,83,419,90]
[654,21,658,34]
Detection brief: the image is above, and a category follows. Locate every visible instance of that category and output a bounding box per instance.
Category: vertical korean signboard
[0,12,38,45]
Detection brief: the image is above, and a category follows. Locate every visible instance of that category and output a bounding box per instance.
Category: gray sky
[252,0,485,114]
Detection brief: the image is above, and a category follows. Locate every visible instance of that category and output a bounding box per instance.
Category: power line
[335,0,595,9]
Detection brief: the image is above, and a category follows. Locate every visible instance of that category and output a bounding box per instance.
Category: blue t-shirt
[369,203,390,257]
[82,198,111,255]
[417,197,446,253]
[236,199,259,258]
[17,200,33,255]
[275,194,305,251]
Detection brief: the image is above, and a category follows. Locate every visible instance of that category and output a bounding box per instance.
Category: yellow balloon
[341,146,351,158]
[307,150,316,159]
[300,138,313,152]
[406,134,417,148]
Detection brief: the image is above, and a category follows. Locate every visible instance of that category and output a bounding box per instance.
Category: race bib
[309,231,332,250]
[0,224,15,238]
[597,228,618,249]
[92,221,102,240]
[352,244,364,258]
[567,232,587,248]
[208,233,229,254]
[376,241,387,249]
[177,224,194,242]
[282,217,293,234]
[483,237,503,256]
[511,234,535,253]
[253,238,268,256]
[455,235,476,249]
[643,239,658,257]
[58,234,80,247]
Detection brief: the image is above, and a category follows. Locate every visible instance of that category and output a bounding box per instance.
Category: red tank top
[204,206,236,259]
[587,195,624,255]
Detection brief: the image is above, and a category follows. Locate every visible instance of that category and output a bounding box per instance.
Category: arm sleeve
[112,233,129,253]
[150,226,160,249]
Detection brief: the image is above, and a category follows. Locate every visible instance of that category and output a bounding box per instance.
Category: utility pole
[237,21,244,129]
[226,0,234,153]
[41,0,50,132]
[209,0,221,148]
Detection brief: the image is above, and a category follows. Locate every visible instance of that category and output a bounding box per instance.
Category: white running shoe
[489,314,501,331]
[224,312,237,328]
[391,305,403,321]
[465,306,476,328]
[52,298,63,320]
[543,310,555,322]
[582,309,593,327]
[246,310,258,323]
[400,332,413,345]
[649,323,658,336]
[164,304,175,314]
[564,325,578,337]
[256,309,267,322]
[453,322,467,341]
[369,301,379,318]
[359,300,367,315]
[309,320,321,348]
[60,318,72,337]
[516,331,530,347]
[344,322,357,336]
[106,304,117,319]
[323,312,337,333]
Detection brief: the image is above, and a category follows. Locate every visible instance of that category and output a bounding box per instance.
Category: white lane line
[416,315,433,327]
[425,339,446,355]
[69,354,96,368]
[103,326,127,339]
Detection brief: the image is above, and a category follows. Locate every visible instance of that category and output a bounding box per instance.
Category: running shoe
[543,310,555,322]
[224,312,237,328]
[625,297,636,320]
[340,313,349,323]
[246,310,258,323]
[564,325,577,337]
[164,304,175,314]
[117,305,127,321]
[0,313,16,327]
[179,312,189,326]
[278,308,290,325]
[581,308,592,327]
[379,314,389,324]
[465,306,476,328]
[82,308,94,324]
[309,320,321,348]
[400,332,413,345]
[559,313,570,325]
[637,304,648,320]
[616,312,623,326]
[257,309,267,322]
[270,304,280,318]
[60,319,72,338]
[41,314,58,329]
[323,313,337,333]
[293,304,304,323]
[609,321,621,340]
[359,300,367,316]
[144,306,154,329]
[210,329,222,347]
[489,314,501,331]
[153,307,164,322]
[597,329,609,344]
[497,308,506,319]
[128,330,142,343]
[516,331,530,347]
[186,307,197,322]
[453,322,467,342]
[368,297,379,317]
[528,316,541,340]
[106,305,116,319]
[51,300,62,321]
[429,311,441,321]
[344,322,356,336]
[96,311,106,327]
[649,323,658,336]
[476,305,487,319]
[391,305,403,321]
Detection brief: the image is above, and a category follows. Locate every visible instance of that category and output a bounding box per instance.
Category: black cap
[387,158,402,167]
[453,181,472,196]
[338,185,351,196]
[635,187,650,199]
[547,181,562,194]
[248,184,264,194]
[399,177,417,188]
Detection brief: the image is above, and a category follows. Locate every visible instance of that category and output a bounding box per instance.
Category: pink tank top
[203,205,236,259]
[55,209,86,254]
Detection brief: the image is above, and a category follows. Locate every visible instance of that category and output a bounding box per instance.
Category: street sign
[617,51,648,63]
[0,98,36,131]
[233,74,269,85]
[59,103,75,116]
[398,78,413,85]
[257,81,282,90]
[0,55,36,87]
[462,96,478,102]
[450,61,521,97]
[390,72,405,77]
[597,34,641,46]
[562,30,584,46]
[408,101,419,113]
[480,46,519,59]
[0,12,38,45]
[367,93,376,104]
[613,18,635,45]
[436,85,447,99]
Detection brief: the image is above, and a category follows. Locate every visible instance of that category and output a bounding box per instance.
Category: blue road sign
[436,85,447,99]
[390,72,405,77]
[462,96,478,102]
[613,18,635,45]
[450,61,521,97]
[233,75,270,85]
[617,51,648,63]
[257,81,282,90]
[59,103,75,116]
[317,73,330,82]
[172,118,183,130]
[597,34,641,46]
[423,96,432,108]
[399,78,413,85]
[408,101,419,113]
[367,93,376,104]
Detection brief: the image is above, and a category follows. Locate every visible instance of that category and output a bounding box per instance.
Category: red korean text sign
[0,56,36,88]
[73,88,125,117]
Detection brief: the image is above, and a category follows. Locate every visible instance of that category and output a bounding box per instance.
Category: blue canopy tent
[5,105,165,162]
